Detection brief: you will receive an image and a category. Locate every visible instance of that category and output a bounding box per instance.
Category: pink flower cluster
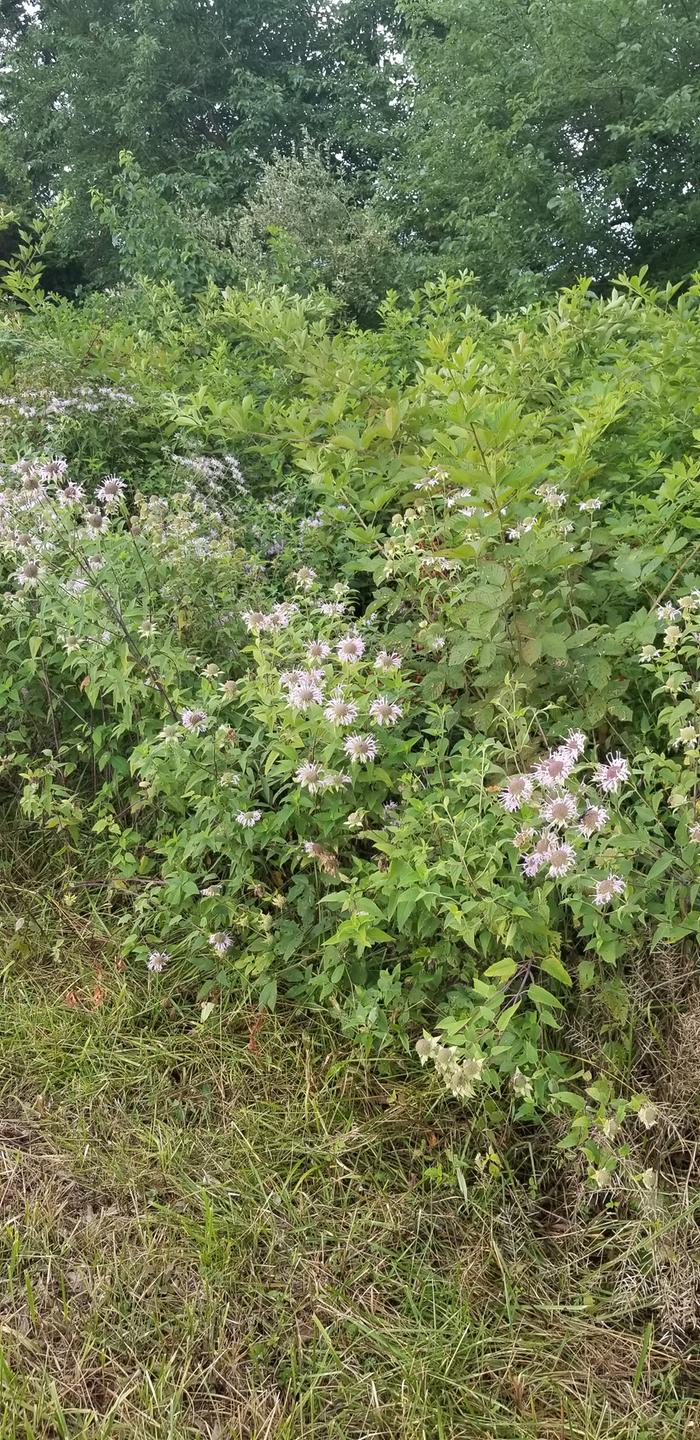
[498,731,628,906]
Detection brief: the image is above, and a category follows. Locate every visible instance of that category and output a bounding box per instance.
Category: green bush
[1,270,699,1168]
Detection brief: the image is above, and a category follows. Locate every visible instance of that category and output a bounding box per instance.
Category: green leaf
[540,955,572,987]
[527,983,564,1010]
[483,957,518,980]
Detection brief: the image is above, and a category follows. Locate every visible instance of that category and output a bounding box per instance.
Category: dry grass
[0,910,698,1437]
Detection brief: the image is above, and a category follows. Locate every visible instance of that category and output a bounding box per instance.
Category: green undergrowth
[0,924,697,1440]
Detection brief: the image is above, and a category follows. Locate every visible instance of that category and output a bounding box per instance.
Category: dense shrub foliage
[1,269,699,1170]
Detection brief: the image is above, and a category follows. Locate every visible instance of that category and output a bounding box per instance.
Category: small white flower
[343,733,378,764]
[56,482,84,507]
[84,508,109,535]
[374,650,402,672]
[16,558,44,587]
[306,639,331,662]
[541,793,577,827]
[593,873,626,907]
[369,696,402,726]
[289,682,324,710]
[337,634,365,663]
[147,950,169,973]
[499,775,533,812]
[324,694,359,726]
[532,751,575,789]
[594,753,629,795]
[96,475,126,507]
[547,842,576,878]
[208,930,232,955]
[242,610,271,633]
[637,1101,659,1129]
[295,761,327,794]
[579,805,608,836]
[561,730,586,759]
[235,810,262,827]
[579,498,602,512]
[181,708,208,734]
[294,566,317,590]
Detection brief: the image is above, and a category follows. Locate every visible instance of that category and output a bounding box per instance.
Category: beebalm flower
[12,458,38,479]
[343,733,377,764]
[147,950,169,973]
[235,810,261,827]
[19,469,46,500]
[677,724,698,749]
[579,804,608,836]
[219,771,239,788]
[269,602,297,630]
[594,753,629,794]
[369,696,402,726]
[16,558,44,586]
[294,566,317,590]
[507,517,537,540]
[593,873,626,907]
[579,498,602,512]
[512,825,535,850]
[208,930,232,955]
[306,639,331,662]
[304,841,340,875]
[159,723,181,743]
[637,1101,659,1129]
[57,482,85,507]
[374,650,402,672]
[200,884,222,897]
[499,774,533,812]
[562,730,586,759]
[84,508,109,535]
[547,842,576,878]
[663,624,682,648]
[219,679,236,699]
[324,694,358,726]
[337,634,365,663]
[295,761,327,794]
[416,1035,441,1065]
[532,750,575,789]
[521,835,554,877]
[289,681,324,711]
[538,484,566,510]
[657,602,681,623]
[242,610,271,633]
[181,708,208,734]
[320,770,352,790]
[639,645,660,663]
[689,822,700,843]
[541,793,578,827]
[317,600,346,617]
[96,475,126,507]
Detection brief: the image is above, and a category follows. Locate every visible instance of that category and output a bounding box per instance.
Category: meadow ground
[0,886,698,1440]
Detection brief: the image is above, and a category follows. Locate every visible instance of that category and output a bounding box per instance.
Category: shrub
[1,270,699,1169]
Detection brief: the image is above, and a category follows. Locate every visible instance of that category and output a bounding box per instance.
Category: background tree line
[1,0,699,313]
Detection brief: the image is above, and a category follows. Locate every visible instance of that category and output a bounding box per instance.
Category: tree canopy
[1,0,699,305]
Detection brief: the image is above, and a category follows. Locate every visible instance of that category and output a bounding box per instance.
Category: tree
[387,0,700,305]
[0,0,404,286]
